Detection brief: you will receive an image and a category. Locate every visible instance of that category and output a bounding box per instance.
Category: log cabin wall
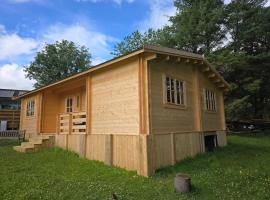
[89,57,140,135]
[55,57,145,174]
[20,48,227,177]
[20,93,42,139]
[198,69,225,131]
[145,58,227,175]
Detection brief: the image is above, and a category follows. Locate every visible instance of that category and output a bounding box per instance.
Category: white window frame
[204,88,217,111]
[66,97,73,113]
[164,75,186,106]
[26,99,35,117]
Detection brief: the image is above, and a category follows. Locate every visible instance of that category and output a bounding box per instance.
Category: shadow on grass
[229,131,270,138]
[154,133,270,179]
[0,139,19,147]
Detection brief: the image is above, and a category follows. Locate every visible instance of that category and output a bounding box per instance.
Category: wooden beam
[200,60,204,65]
[185,58,190,63]
[224,88,230,92]
[214,79,221,83]
[218,84,225,88]
[176,57,181,62]
[193,60,198,64]
[202,67,210,72]
[165,55,170,61]
[208,73,215,78]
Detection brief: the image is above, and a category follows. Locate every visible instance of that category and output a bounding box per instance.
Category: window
[66,97,73,113]
[204,89,216,111]
[165,76,185,105]
[26,100,35,117]
[76,95,80,108]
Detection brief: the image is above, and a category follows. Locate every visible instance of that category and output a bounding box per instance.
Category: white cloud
[75,0,134,5]
[0,22,117,90]
[0,63,34,90]
[0,26,38,61]
[138,0,176,32]
[42,23,117,64]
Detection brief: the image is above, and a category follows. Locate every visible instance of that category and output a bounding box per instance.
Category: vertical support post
[170,133,176,165]
[139,134,154,176]
[85,75,91,135]
[105,134,113,166]
[219,92,226,131]
[36,92,43,135]
[193,66,203,132]
[69,113,72,135]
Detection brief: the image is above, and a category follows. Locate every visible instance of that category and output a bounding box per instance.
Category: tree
[209,0,270,120]
[24,40,91,88]
[111,27,175,57]
[111,0,270,121]
[170,0,226,54]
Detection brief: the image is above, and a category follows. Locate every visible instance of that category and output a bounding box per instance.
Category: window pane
[176,80,180,104]
[180,82,184,105]
[166,77,171,103]
[171,79,175,103]
[77,96,80,108]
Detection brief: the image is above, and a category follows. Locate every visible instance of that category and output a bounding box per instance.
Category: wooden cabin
[17,45,229,176]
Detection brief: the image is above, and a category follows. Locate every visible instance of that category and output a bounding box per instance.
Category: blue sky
[0,0,176,89]
[0,0,269,90]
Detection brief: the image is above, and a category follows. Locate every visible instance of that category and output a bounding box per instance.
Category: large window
[165,76,185,105]
[26,100,35,117]
[204,89,216,111]
[66,97,73,113]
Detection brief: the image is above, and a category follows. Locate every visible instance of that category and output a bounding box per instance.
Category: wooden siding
[21,52,227,177]
[112,135,139,171]
[20,94,41,138]
[41,91,59,133]
[90,58,140,135]
[58,86,86,113]
[198,70,224,131]
[149,60,196,134]
[149,132,205,171]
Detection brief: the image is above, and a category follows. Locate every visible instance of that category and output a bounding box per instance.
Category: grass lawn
[1,133,270,200]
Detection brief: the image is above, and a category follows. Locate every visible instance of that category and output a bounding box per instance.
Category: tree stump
[174,173,191,193]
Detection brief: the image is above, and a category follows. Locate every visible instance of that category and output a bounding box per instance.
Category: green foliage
[111,28,174,57]
[24,40,91,88]
[171,0,226,54]
[112,0,270,121]
[1,134,270,199]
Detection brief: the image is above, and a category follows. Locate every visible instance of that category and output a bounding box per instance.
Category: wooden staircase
[13,135,55,153]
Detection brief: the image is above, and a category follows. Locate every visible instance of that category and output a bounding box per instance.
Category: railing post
[69,113,72,135]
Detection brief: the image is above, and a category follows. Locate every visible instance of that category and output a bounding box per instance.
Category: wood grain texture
[198,69,224,131]
[20,94,39,139]
[149,60,195,134]
[90,58,140,135]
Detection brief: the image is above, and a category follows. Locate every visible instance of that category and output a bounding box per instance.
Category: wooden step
[13,135,55,153]
[13,145,35,153]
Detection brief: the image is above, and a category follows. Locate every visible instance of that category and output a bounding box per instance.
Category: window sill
[25,115,36,119]
[163,103,187,110]
[204,110,217,114]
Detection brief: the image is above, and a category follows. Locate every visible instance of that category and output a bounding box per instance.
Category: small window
[204,89,216,111]
[66,97,73,113]
[165,76,185,105]
[76,95,80,108]
[26,100,35,117]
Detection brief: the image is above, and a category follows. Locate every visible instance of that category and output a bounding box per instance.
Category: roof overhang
[17,45,229,99]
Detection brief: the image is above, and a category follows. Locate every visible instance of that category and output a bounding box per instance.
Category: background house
[16,46,229,176]
[0,89,28,131]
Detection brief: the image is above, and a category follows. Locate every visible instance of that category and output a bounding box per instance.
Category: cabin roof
[17,45,229,99]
